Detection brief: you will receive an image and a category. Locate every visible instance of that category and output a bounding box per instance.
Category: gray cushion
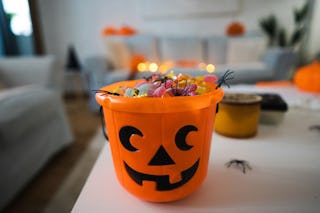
[0,85,58,149]
[123,35,160,63]
[159,37,205,63]
[207,36,228,64]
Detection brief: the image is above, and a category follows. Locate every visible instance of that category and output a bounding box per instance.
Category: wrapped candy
[97,71,234,98]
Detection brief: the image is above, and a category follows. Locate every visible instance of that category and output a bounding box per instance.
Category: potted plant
[259,1,310,51]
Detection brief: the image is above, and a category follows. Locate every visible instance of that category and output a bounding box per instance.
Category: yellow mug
[215,93,262,138]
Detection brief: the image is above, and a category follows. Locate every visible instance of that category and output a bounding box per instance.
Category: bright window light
[2,0,33,36]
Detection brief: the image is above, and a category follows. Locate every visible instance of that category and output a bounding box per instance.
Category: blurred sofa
[83,33,298,112]
[0,56,74,210]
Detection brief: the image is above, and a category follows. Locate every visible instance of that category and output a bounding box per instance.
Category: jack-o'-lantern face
[106,109,215,202]
[120,125,199,191]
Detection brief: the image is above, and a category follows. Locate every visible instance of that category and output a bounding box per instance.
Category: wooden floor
[2,95,101,213]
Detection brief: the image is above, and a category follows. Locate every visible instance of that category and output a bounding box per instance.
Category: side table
[64,71,88,97]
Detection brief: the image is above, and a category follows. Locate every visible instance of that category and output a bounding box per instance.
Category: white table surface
[72,107,320,213]
[73,85,320,212]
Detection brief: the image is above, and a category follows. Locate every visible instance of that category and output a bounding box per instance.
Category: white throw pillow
[226,36,267,64]
[104,35,160,71]
[104,36,131,70]
[123,35,159,63]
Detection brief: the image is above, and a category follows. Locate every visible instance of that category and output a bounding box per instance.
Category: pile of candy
[113,72,219,98]
[95,70,233,98]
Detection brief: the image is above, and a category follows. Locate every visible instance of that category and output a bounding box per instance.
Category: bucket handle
[212,87,223,113]
[99,106,109,141]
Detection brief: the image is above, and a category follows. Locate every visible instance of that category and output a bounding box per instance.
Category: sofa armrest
[0,56,60,89]
[262,48,298,80]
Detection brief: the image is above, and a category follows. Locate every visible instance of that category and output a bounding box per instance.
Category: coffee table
[73,86,320,213]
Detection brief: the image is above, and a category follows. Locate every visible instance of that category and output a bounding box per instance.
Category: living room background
[37,0,319,69]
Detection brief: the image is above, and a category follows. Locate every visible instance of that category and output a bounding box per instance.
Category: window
[1,0,32,36]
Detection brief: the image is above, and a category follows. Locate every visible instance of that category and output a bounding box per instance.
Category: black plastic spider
[167,84,180,96]
[216,70,234,89]
[169,79,189,96]
[92,89,120,96]
[152,76,172,88]
[152,76,169,83]
[225,159,252,174]
[143,75,153,82]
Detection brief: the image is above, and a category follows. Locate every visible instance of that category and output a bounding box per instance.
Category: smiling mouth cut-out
[124,159,200,191]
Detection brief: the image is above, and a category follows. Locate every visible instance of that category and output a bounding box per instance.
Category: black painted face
[119,125,199,191]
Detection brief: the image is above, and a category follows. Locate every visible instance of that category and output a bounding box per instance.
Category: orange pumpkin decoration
[128,54,145,80]
[294,60,320,93]
[226,21,245,36]
[96,80,224,202]
[118,25,136,36]
[129,54,145,72]
[102,27,117,36]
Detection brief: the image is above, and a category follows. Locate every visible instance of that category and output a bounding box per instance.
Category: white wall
[38,0,316,67]
[307,0,320,60]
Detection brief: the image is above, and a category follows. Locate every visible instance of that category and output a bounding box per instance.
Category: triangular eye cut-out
[148,145,175,166]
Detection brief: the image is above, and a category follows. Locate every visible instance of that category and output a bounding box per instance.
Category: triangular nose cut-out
[148,145,175,165]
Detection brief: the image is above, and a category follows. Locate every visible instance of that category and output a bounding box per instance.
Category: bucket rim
[96,79,224,113]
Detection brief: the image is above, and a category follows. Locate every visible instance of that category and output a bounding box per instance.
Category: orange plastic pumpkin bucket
[96,79,224,202]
